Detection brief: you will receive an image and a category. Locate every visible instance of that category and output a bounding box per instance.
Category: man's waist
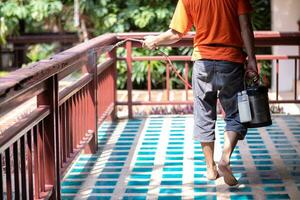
[199,43,243,50]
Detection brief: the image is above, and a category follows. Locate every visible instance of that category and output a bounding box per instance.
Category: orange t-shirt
[169,0,253,63]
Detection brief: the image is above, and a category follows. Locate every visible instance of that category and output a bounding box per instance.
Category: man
[143,0,258,186]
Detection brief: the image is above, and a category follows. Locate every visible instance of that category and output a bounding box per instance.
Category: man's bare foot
[206,164,219,180]
[218,160,238,186]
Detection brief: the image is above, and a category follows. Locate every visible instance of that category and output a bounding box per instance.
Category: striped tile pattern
[62,115,300,199]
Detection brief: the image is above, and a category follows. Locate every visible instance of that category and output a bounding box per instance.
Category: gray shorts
[192,60,247,142]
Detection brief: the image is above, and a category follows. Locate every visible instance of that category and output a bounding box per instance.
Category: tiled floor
[61,115,300,200]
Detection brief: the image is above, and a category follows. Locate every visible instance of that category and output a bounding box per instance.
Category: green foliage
[0,0,63,44]
[0,0,271,87]
[0,0,272,43]
[26,43,58,62]
[251,0,271,30]
[259,61,272,88]
[0,71,9,77]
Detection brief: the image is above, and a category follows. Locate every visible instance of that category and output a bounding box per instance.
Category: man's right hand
[143,36,158,50]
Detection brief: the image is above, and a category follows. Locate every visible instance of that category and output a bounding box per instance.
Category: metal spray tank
[239,69,272,128]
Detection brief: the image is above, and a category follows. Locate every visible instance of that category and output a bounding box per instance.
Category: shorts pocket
[192,63,213,99]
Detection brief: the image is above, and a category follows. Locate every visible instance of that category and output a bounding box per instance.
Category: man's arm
[143,29,183,50]
[239,14,258,73]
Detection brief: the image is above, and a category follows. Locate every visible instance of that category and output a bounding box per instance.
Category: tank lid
[246,85,268,95]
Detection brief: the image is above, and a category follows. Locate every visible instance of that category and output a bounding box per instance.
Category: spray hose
[110,38,192,89]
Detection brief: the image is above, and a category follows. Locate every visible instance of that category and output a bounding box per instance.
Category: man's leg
[219,131,239,186]
[192,60,218,180]
[216,61,247,186]
[201,142,218,180]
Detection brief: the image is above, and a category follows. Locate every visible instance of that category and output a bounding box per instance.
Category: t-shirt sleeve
[169,0,193,35]
[237,0,253,15]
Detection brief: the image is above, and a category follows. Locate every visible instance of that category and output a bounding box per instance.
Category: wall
[271,0,300,91]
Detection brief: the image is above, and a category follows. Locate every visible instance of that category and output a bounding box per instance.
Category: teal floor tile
[160,180,182,186]
[160,188,182,194]
[62,181,83,186]
[194,196,217,200]
[163,167,183,172]
[98,174,120,179]
[265,194,290,199]
[194,187,217,193]
[166,156,183,160]
[108,157,127,161]
[66,174,88,179]
[130,174,151,179]
[229,187,252,193]
[162,174,182,179]
[105,162,125,167]
[125,188,148,193]
[138,152,156,155]
[127,181,150,186]
[230,195,254,200]
[123,197,146,200]
[135,162,154,166]
[95,181,117,186]
[158,196,181,200]
[61,196,75,200]
[164,162,183,166]
[132,168,153,172]
[87,196,111,200]
[102,168,122,172]
[263,186,286,192]
[92,188,114,193]
[61,188,80,194]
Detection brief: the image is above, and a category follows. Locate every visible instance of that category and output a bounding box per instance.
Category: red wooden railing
[117,32,300,118]
[0,34,117,199]
[0,31,300,199]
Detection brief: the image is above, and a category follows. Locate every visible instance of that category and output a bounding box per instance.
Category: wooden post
[14,20,26,68]
[147,61,152,101]
[84,49,98,154]
[108,48,117,120]
[298,20,300,80]
[37,75,60,199]
[126,41,133,118]
[0,45,2,70]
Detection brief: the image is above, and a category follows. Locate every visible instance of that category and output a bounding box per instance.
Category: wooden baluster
[13,141,20,199]
[295,59,298,101]
[33,125,40,198]
[148,61,152,101]
[166,63,170,101]
[5,148,12,200]
[126,41,133,118]
[62,103,67,164]
[0,154,3,199]
[276,59,279,101]
[39,121,45,192]
[185,62,189,101]
[79,92,83,143]
[20,136,27,199]
[65,102,71,158]
[27,130,34,200]
[37,75,60,199]
[85,49,98,153]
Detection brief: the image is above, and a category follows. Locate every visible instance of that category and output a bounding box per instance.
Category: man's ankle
[206,162,216,169]
[219,158,230,166]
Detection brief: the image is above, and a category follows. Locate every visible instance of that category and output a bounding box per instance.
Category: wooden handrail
[7,33,79,44]
[117,31,300,46]
[0,33,117,104]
